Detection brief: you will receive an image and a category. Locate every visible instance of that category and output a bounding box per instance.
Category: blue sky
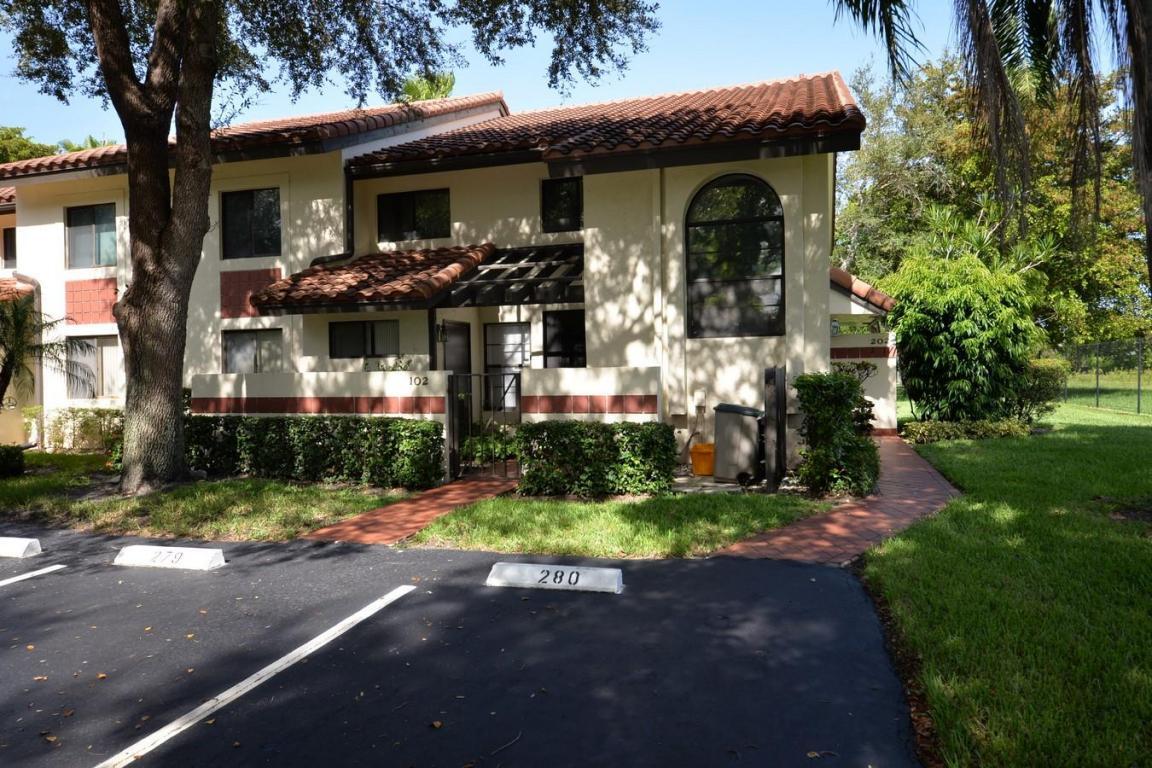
[0,1,957,145]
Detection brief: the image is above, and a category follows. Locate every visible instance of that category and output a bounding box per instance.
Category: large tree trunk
[88,0,218,494]
[1126,1,1152,291]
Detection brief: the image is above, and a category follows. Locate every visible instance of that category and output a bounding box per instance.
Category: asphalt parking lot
[1,523,917,767]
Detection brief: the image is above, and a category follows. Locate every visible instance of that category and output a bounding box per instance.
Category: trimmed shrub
[0,445,25,477]
[45,408,123,453]
[183,415,444,490]
[902,419,1031,444]
[1009,358,1069,423]
[516,421,676,497]
[795,372,879,497]
[885,254,1042,421]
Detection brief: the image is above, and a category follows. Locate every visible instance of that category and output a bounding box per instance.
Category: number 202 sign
[485,562,624,594]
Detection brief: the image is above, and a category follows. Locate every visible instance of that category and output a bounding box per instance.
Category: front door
[443,321,471,375]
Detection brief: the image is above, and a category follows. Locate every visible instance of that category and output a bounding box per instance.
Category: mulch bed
[849,556,946,768]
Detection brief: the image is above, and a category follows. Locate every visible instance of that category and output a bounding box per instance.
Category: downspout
[343,166,356,255]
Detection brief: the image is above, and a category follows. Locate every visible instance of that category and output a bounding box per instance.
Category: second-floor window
[377,189,450,241]
[66,203,116,269]
[2,227,14,269]
[329,320,400,358]
[221,188,281,259]
[222,329,283,373]
[541,177,583,232]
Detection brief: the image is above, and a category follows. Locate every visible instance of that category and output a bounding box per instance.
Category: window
[685,174,784,338]
[67,336,124,398]
[484,322,530,409]
[222,329,283,373]
[2,227,14,269]
[543,310,586,368]
[221,188,281,259]
[541,177,583,232]
[377,189,450,241]
[66,203,117,268]
[328,320,400,358]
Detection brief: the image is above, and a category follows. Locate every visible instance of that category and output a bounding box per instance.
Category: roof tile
[252,244,495,311]
[830,266,895,312]
[350,72,863,170]
[0,93,507,181]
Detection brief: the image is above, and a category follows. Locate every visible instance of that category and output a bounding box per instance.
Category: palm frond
[955,0,1032,239]
[831,0,927,83]
[1059,0,1103,243]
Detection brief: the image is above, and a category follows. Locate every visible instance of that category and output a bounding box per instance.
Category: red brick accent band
[65,277,117,324]
[220,268,282,319]
[520,394,658,415]
[831,346,898,359]
[190,396,445,415]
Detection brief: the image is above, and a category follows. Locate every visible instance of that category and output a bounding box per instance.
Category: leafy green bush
[461,425,517,465]
[1009,358,1069,423]
[0,445,25,477]
[902,419,1031,444]
[46,408,123,453]
[794,372,879,496]
[885,254,1041,421]
[516,421,675,497]
[184,415,443,490]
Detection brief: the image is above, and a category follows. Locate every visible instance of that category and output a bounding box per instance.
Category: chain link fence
[1062,338,1148,414]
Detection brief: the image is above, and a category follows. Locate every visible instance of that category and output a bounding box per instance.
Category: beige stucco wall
[0,209,28,442]
[11,143,844,455]
[353,154,836,444]
[829,288,898,431]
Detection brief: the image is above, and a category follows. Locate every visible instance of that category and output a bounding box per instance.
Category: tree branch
[85,0,148,119]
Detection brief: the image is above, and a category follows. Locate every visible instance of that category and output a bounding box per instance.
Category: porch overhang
[250,242,584,315]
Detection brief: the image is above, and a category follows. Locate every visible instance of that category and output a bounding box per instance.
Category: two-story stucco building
[0,72,897,477]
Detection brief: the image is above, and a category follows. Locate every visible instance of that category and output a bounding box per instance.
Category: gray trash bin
[713,403,763,483]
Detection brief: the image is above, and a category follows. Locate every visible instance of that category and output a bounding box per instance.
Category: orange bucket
[690,443,715,476]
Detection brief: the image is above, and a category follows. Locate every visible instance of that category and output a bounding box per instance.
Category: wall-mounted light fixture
[435,319,449,343]
[830,318,841,337]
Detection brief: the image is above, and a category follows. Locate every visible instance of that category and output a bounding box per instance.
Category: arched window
[685,174,784,337]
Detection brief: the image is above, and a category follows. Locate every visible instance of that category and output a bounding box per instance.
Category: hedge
[46,408,123,453]
[515,421,676,497]
[902,419,1031,444]
[0,445,25,478]
[794,372,879,497]
[184,415,444,490]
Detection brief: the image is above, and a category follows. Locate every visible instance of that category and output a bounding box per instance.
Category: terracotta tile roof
[251,243,496,311]
[0,93,507,181]
[349,72,863,172]
[0,187,14,212]
[0,277,36,301]
[830,266,895,312]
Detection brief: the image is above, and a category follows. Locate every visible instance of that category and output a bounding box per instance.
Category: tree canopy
[0,126,57,163]
[837,57,1150,344]
[0,0,660,493]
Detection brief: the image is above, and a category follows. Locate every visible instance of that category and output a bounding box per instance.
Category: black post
[1138,337,1144,415]
[763,366,787,491]
[1095,342,1101,408]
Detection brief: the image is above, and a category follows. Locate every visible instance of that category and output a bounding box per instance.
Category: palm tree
[400,72,456,102]
[0,294,93,405]
[833,1,1152,287]
[56,135,118,154]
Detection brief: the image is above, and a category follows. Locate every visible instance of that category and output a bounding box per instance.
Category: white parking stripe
[0,564,66,587]
[94,584,417,768]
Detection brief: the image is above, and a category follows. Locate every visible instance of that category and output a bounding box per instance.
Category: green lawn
[411,492,829,558]
[1065,369,1148,414]
[864,404,1152,766]
[0,452,403,541]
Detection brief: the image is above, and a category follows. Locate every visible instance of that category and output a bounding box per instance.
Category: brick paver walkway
[305,475,518,545]
[719,437,958,565]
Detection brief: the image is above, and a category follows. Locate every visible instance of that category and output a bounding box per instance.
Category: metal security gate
[447,372,521,479]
